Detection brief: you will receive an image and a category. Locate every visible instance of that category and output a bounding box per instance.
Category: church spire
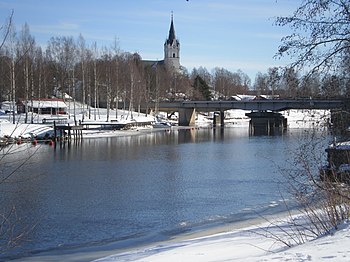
[167,11,176,45]
[164,12,180,72]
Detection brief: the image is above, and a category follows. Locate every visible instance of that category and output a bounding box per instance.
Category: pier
[53,122,84,141]
[246,111,287,135]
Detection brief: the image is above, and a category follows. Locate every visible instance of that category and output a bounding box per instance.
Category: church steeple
[167,13,176,45]
[164,12,180,72]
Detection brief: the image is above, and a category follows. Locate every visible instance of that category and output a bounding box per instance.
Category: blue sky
[0,0,301,80]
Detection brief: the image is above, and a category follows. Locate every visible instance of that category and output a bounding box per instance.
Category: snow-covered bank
[0,107,163,141]
[0,120,53,139]
[95,213,350,262]
[0,108,330,140]
[11,211,349,262]
[281,109,330,129]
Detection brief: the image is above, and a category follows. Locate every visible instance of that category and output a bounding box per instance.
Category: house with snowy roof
[17,98,67,115]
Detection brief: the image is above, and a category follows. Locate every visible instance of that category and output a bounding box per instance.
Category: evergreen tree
[193,75,212,100]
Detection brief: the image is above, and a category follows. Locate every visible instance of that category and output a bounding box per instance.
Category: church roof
[142,60,165,68]
[166,15,177,45]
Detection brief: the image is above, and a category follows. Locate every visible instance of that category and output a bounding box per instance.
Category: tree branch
[0,9,14,51]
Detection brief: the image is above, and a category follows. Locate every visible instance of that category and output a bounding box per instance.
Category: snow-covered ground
[11,210,350,262]
[0,103,330,140]
[94,212,350,262]
[281,109,330,129]
[0,102,160,140]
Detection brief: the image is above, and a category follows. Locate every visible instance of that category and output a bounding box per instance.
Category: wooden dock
[54,122,84,141]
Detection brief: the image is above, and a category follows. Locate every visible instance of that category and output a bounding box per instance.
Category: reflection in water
[0,127,329,260]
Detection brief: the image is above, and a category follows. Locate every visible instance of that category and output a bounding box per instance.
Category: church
[143,14,181,72]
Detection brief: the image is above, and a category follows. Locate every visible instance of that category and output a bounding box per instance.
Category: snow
[94,213,350,262]
[281,109,330,129]
[0,121,54,139]
[27,99,67,109]
[0,101,158,139]
[0,99,331,140]
[328,140,350,150]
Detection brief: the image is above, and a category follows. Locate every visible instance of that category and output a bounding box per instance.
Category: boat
[152,118,172,128]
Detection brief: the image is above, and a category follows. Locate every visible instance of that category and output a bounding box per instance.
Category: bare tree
[237,69,251,92]
[321,74,342,97]
[341,48,350,96]
[212,67,232,99]
[77,34,87,120]
[100,46,114,121]
[300,72,321,98]
[267,67,281,97]
[110,38,121,119]
[0,10,37,255]
[269,0,350,246]
[281,67,300,98]
[46,36,76,101]
[7,17,17,124]
[32,46,45,120]
[0,10,13,51]
[212,68,250,99]
[18,23,35,123]
[276,0,350,76]
[254,72,268,96]
[92,42,99,120]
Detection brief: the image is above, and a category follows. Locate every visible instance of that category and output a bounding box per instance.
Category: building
[17,98,67,115]
[164,13,181,71]
[143,14,181,72]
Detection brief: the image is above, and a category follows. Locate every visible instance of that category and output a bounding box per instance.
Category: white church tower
[164,13,180,72]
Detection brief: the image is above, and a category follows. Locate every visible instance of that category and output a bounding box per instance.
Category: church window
[173,53,175,58]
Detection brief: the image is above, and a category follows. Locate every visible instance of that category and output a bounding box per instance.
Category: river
[0,126,330,261]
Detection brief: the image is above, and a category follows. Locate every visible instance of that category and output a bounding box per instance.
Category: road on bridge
[156,99,345,112]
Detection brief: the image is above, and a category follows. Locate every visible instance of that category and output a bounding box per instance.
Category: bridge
[153,99,347,132]
[158,99,345,112]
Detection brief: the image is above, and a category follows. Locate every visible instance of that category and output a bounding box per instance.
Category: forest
[1,14,350,118]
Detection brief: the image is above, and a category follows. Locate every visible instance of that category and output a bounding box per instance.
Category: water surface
[0,127,329,260]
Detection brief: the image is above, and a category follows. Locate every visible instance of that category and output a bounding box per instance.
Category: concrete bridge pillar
[179,108,196,126]
[213,111,225,127]
[220,110,225,127]
[246,111,287,135]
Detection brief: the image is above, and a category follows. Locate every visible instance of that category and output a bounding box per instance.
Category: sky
[0,0,301,81]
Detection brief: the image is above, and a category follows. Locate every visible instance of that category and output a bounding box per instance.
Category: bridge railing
[156,99,345,112]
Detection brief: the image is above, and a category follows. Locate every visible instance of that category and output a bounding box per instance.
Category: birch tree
[111,41,121,119]
[77,35,87,120]
[18,23,35,123]
[8,19,17,123]
[276,0,350,76]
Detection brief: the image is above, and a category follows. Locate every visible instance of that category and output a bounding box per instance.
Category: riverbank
[95,210,350,262]
[10,211,290,262]
[0,108,329,141]
[13,210,350,262]
[102,216,350,262]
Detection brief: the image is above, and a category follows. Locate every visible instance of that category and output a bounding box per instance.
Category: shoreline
[12,209,301,262]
